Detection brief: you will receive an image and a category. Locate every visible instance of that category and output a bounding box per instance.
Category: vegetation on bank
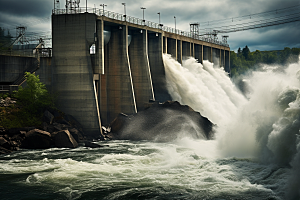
[230,46,300,77]
[0,72,55,129]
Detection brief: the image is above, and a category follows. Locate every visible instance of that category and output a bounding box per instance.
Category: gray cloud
[0,0,299,51]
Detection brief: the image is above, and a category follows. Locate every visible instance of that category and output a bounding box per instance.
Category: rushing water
[1,55,300,200]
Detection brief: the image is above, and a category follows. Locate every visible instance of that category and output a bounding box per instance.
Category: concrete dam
[1,8,230,138]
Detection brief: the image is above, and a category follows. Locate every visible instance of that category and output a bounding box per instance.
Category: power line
[198,5,300,34]
[199,4,300,27]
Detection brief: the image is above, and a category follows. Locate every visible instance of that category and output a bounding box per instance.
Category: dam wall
[1,11,230,138]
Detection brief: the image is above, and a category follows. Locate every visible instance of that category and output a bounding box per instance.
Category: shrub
[14,72,55,113]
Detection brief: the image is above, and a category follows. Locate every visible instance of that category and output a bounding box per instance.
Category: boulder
[110,113,129,134]
[42,110,54,124]
[21,129,52,149]
[109,101,215,142]
[0,136,10,149]
[54,130,78,148]
[8,127,35,136]
[68,128,84,143]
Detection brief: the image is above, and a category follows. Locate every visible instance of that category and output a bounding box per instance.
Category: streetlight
[174,16,176,34]
[141,7,146,24]
[100,4,107,16]
[157,12,163,28]
[157,12,160,24]
[122,3,126,21]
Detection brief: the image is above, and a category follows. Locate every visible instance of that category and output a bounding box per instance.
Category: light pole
[86,0,87,13]
[141,7,146,24]
[174,16,176,34]
[122,3,126,21]
[157,12,162,28]
[100,4,107,16]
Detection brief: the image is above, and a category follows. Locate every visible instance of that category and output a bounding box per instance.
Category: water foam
[163,54,300,199]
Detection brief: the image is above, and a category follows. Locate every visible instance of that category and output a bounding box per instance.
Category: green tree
[242,45,250,60]
[237,47,242,58]
[14,72,54,113]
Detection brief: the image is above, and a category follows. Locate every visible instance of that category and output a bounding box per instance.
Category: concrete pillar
[128,29,154,111]
[182,41,190,59]
[191,43,195,57]
[177,39,182,63]
[210,47,213,63]
[212,48,220,66]
[220,49,225,68]
[225,50,230,74]
[203,45,211,61]
[101,24,137,125]
[194,44,203,64]
[167,37,177,60]
[163,36,167,54]
[148,32,171,102]
[52,13,102,137]
[96,20,104,74]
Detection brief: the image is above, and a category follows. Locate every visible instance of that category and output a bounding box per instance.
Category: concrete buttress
[51,13,103,137]
[128,29,155,111]
[101,24,137,125]
[148,33,171,102]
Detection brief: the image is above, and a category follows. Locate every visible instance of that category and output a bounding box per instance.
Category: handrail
[52,8,229,47]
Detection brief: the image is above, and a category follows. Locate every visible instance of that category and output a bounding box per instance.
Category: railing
[0,48,52,58]
[52,8,229,47]
[0,85,9,92]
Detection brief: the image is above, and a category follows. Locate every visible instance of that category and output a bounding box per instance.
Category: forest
[230,46,300,77]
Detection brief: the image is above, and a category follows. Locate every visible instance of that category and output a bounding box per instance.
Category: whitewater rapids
[0,54,299,200]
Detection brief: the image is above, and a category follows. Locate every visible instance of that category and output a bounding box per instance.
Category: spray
[163,54,300,199]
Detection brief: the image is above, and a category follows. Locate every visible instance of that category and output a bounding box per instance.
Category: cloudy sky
[0,0,299,52]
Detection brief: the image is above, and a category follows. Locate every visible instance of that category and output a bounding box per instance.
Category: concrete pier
[51,13,102,137]
[101,24,137,124]
[128,28,154,112]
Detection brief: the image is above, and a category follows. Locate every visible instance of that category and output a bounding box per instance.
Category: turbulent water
[1,54,300,200]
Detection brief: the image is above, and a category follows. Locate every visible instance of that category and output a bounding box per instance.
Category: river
[1,54,300,200]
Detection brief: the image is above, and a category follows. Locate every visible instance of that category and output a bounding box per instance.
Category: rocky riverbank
[1,96,215,154]
[0,97,105,154]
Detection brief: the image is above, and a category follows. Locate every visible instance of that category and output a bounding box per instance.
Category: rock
[84,141,105,148]
[43,110,54,124]
[0,146,11,154]
[0,136,10,149]
[0,127,6,135]
[110,113,129,134]
[54,130,78,148]
[110,101,215,142]
[53,122,70,131]
[21,129,52,149]
[68,128,84,143]
[8,127,35,136]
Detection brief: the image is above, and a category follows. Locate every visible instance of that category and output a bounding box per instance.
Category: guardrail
[52,8,229,47]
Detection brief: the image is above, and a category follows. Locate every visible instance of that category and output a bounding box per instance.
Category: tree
[242,45,250,60]
[237,47,242,58]
[14,72,54,113]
